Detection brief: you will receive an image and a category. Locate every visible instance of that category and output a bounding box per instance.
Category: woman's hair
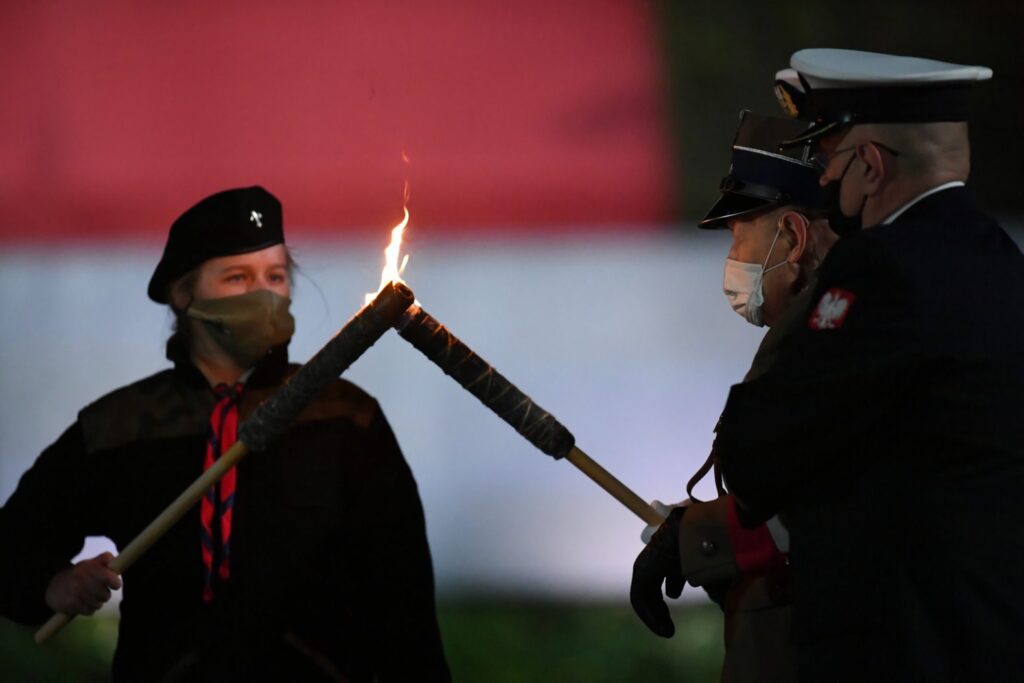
[164,248,297,363]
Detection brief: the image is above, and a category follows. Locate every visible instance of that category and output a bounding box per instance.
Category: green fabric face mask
[186,290,295,368]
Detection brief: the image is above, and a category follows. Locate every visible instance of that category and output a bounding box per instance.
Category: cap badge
[774,83,801,118]
[250,210,263,228]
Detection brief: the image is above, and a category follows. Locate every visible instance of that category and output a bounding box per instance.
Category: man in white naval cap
[713,49,1024,681]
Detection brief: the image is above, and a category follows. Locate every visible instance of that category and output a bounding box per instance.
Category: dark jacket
[715,187,1024,681]
[678,285,824,683]
[678,496,796,683]
[1,350,450,682]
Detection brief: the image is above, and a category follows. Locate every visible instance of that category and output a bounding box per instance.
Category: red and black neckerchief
[200,382,243,602]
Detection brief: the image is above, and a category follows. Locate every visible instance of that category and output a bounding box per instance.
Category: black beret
[148,186,285,303]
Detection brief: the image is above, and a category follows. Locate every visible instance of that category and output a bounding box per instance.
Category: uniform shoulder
[857,189,1020,288]
[816,229,901,285]
[318,374,379,405]
[873,186,1007,256]
[81,368,177,411]
[78,368,212,453]
[258,364,382,430]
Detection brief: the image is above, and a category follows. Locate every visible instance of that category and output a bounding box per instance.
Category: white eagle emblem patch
[808,288,856,330]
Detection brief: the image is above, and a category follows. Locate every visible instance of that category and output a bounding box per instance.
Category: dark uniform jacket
[715,187,1024,681]
[678,496,795,683]
[0,350,451,682]
[678,285,826,683]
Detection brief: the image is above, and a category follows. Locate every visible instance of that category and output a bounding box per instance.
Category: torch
[394,304,665,527]
[371,187,663,528]
[35,282,415,644]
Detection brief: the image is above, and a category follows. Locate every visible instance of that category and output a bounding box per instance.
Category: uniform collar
[881,181,966,225]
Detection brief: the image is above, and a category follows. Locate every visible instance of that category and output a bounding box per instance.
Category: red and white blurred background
[1,2,768,600]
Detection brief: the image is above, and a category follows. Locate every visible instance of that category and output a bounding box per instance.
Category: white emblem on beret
[250,210,263,228]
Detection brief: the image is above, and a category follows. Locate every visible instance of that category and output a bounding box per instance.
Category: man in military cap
[0,187,451,681]
[715,50,1024,679]
[631,111,837,682]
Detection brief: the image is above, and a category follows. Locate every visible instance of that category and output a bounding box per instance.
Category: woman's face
[191,244,291,301]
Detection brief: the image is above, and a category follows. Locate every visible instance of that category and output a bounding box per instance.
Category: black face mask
[824,153,868,236]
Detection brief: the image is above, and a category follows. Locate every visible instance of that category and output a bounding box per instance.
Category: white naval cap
[772,49,993,146]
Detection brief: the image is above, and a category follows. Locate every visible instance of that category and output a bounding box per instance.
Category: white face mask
[723,227,788,327]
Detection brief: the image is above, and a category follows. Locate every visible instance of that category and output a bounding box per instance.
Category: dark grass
[1,601,724,682]
[437,600,725,682]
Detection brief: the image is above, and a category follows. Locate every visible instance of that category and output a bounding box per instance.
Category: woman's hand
[44,552,122,615]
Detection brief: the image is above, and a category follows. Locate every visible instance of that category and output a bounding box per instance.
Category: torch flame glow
[365,183,413,306]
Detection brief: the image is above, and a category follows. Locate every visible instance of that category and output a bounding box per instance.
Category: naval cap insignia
[774,83,800,119]
[250,210,263,228]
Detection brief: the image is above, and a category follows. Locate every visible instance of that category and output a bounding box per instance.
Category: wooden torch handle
[34,281,416,645]
[564,445,665,527]
[34,440,251,644]
[32,613,69,646]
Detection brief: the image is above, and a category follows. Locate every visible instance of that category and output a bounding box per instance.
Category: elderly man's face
[813,127,902,228]
[814,130,862,206]
[811,130,860,181]
[725,208,796,327]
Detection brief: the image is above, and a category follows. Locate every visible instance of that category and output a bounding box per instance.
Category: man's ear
[778,210,809,263]
[858,142,888,195]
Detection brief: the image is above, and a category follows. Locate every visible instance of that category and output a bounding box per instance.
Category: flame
[365,182,413,305]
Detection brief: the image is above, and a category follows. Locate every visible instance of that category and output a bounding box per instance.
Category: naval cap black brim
[780,82,975,148]
[699,193,779,229]
[778,119,847,148]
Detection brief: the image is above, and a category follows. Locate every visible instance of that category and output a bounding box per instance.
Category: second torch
[395,303,665,527]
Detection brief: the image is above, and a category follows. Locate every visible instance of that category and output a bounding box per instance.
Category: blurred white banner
[0,229,779,600]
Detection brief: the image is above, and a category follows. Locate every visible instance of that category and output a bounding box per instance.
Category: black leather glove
[630,506,686,637]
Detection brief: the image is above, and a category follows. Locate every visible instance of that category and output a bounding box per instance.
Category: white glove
[641,499,691,544]
[765,515,790,552]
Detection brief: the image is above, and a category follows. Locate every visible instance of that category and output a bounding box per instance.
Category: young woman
[1,186,450,682]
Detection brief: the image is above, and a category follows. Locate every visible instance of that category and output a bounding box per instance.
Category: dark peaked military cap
[774,48,993,147]
[699,111,826,229]
[148,186,285,303]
